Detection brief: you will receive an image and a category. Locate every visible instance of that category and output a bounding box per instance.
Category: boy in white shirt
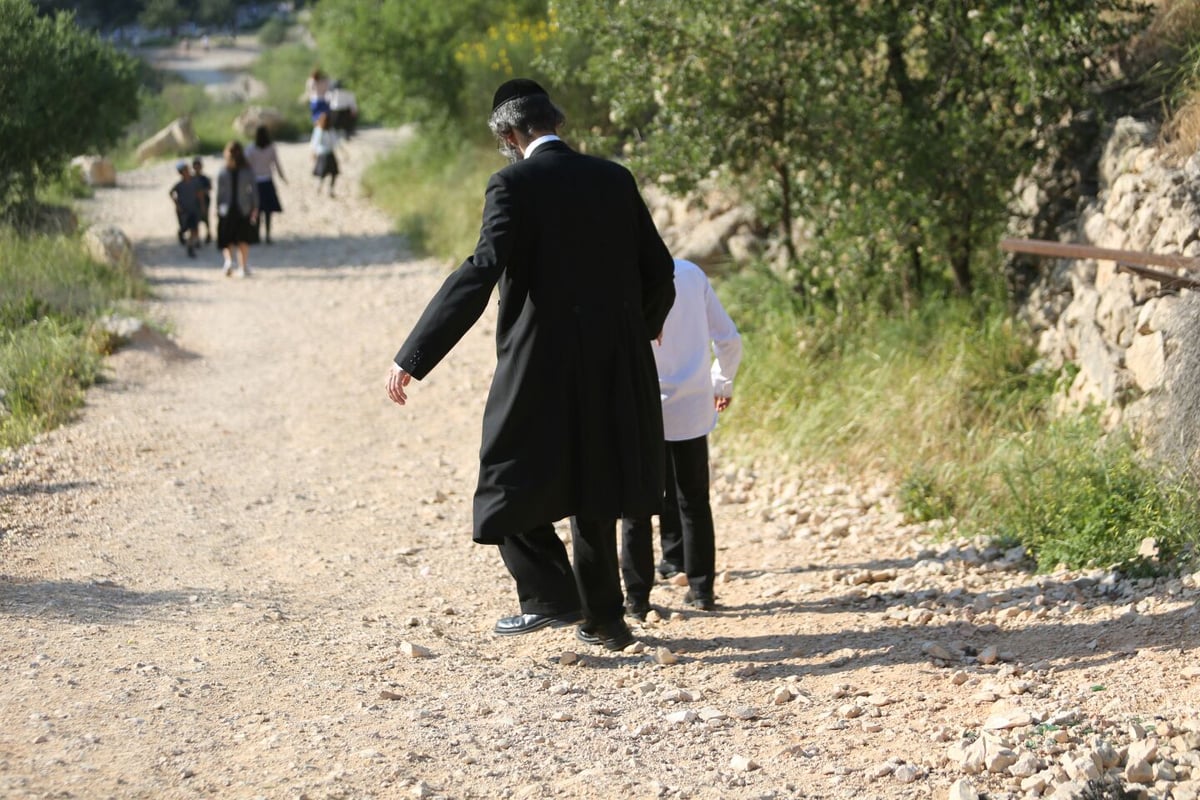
[621,258,742,618]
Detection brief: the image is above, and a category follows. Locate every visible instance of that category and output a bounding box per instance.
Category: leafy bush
[0,230,147,448]
[0,0,140,216]
[362,133,499,258]
[258,16,288,46]
[713,265,1198,572]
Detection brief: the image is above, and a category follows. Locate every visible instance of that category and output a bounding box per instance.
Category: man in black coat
[386,79,675,650]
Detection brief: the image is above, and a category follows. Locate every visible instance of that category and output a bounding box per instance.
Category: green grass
[716,266,1200,573]
[0,229,148,449]
[362,134,499,259]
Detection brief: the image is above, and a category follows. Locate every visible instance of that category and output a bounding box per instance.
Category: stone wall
[1018,117,1200,458]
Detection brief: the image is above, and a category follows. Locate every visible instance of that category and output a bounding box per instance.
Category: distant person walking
[215,141,260,278]
[310,112,342,198]
[327,80,358,139]
[620,258,742,618]
[191,157,212,244]
[169,160,202,259]
[245,126,287,244]
[306,68,330,124]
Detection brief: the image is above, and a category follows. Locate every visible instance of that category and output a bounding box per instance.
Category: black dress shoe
[493,611,582,636]
[684,590,715,611]
[576,620,635,651]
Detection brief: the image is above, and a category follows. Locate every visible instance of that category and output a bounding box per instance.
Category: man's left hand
[715,396,732,412]
[387,364,412,406]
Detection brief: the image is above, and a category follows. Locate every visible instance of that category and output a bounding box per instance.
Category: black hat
[492,78,549,112]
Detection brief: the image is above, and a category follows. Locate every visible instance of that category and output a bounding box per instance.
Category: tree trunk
[777,163,798,266]
[948,207,973,296]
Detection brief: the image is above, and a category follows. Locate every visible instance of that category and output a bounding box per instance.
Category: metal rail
[1000,237,1200,290]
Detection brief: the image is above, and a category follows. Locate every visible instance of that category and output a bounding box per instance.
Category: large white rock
[135,117,199,163]
[232,106,289,138]
[69,155,117,187]
[82,224,137,274]
[1127,331,1166,392]
[1099,117,1156,188]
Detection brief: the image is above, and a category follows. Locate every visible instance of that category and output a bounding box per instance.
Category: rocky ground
[2,86,1200,800]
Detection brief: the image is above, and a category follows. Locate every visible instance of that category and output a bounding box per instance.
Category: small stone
[1127,737,1158,766]
[950,670,970,686]
[947,777,979,800]
[551,711,572,722]
[653,647,678,666]
[773,686,796,705]
[984,711,1034,730]
[921,641,957,662]
[559,651,579,666]
[623,641,646,655]
[1124,758,1154,784]
[838,703,864,719]
[631,723,654,737]
[893,764,922,783]
[698,707,727,722]
[731,706,758,721]
[1020,774,1047,794]
[1182,666,1200,680]
[404,616,420,627]
[870,761,895,778]
[669,573,689,587]
[380,690,403,701]
[730,755,759,772]
[636,681,657,695]
[645,609,663,623]
[400,641,433,659]
[1064,754,1101,782]
[978,645,999,665]
[665,710,697,725]
[1009,752,1041,778]
[412,781,434,798]
[985,746,1018,774]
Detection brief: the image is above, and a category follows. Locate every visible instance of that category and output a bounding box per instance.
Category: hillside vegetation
[310,0,1200,574]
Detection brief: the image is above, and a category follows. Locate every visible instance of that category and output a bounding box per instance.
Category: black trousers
[621,435,715,602]
[496,517,624,624]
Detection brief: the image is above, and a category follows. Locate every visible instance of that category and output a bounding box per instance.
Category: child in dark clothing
[191,157,213,244]
[170,161,202,258]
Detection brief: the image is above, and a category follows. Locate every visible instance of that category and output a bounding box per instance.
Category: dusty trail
[2,124,1199,799]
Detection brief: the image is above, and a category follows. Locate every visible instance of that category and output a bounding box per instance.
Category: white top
[244,143,278,180]
[655,259,742,441]
[328,87,357,112]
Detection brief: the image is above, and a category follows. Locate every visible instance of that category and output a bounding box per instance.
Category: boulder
[232,106,289,138]
[69,155,117,188]
[1098,117,1156,188]
[135,117,199,163]
[82,224,137,274]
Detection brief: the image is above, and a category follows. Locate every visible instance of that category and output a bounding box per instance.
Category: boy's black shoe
[684,590,715,611]
[657,560,683,579]
[575,620,635,651]
[625,598,651,621]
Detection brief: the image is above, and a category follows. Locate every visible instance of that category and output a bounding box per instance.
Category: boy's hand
[715,396,731,412]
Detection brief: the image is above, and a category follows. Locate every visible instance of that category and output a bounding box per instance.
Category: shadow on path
[0,578,202,624]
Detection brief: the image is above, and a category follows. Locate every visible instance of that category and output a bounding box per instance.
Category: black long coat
[394,140,676,544]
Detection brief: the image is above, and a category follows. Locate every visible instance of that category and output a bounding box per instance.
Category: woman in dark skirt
[216,140,260,277]
[310,112,342,197]
[245,125,287,244]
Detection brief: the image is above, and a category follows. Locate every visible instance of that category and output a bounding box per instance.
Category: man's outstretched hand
[386,364,412,406]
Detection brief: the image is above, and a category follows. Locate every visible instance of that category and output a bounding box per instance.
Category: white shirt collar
[523,134,562,160]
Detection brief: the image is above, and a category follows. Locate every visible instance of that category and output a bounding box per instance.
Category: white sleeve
[705,279,742,397]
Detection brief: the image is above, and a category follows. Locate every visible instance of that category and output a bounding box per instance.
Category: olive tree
[0,0,140,216]
[552,0,1149,302]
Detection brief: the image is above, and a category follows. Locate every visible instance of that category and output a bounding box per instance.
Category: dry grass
[1145,0,1200,156]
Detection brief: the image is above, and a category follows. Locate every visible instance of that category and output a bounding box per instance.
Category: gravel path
[1,128,1199,800]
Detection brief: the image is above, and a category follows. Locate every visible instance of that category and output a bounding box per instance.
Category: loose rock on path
[1,128,1199,800]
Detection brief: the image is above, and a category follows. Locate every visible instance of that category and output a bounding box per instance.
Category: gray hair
[488,94,566,161]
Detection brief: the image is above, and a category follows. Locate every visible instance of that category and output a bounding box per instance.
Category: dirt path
[2,127,1200,799]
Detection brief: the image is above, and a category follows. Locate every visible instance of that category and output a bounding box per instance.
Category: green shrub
[0,230,147,448]
[362,134,499,258]
[979,421,1200,574]
[0,0,140,215]
[258,16,288,46]
[713,265,1199,573]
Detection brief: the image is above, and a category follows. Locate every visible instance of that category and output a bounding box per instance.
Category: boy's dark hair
[255,126,272,149]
